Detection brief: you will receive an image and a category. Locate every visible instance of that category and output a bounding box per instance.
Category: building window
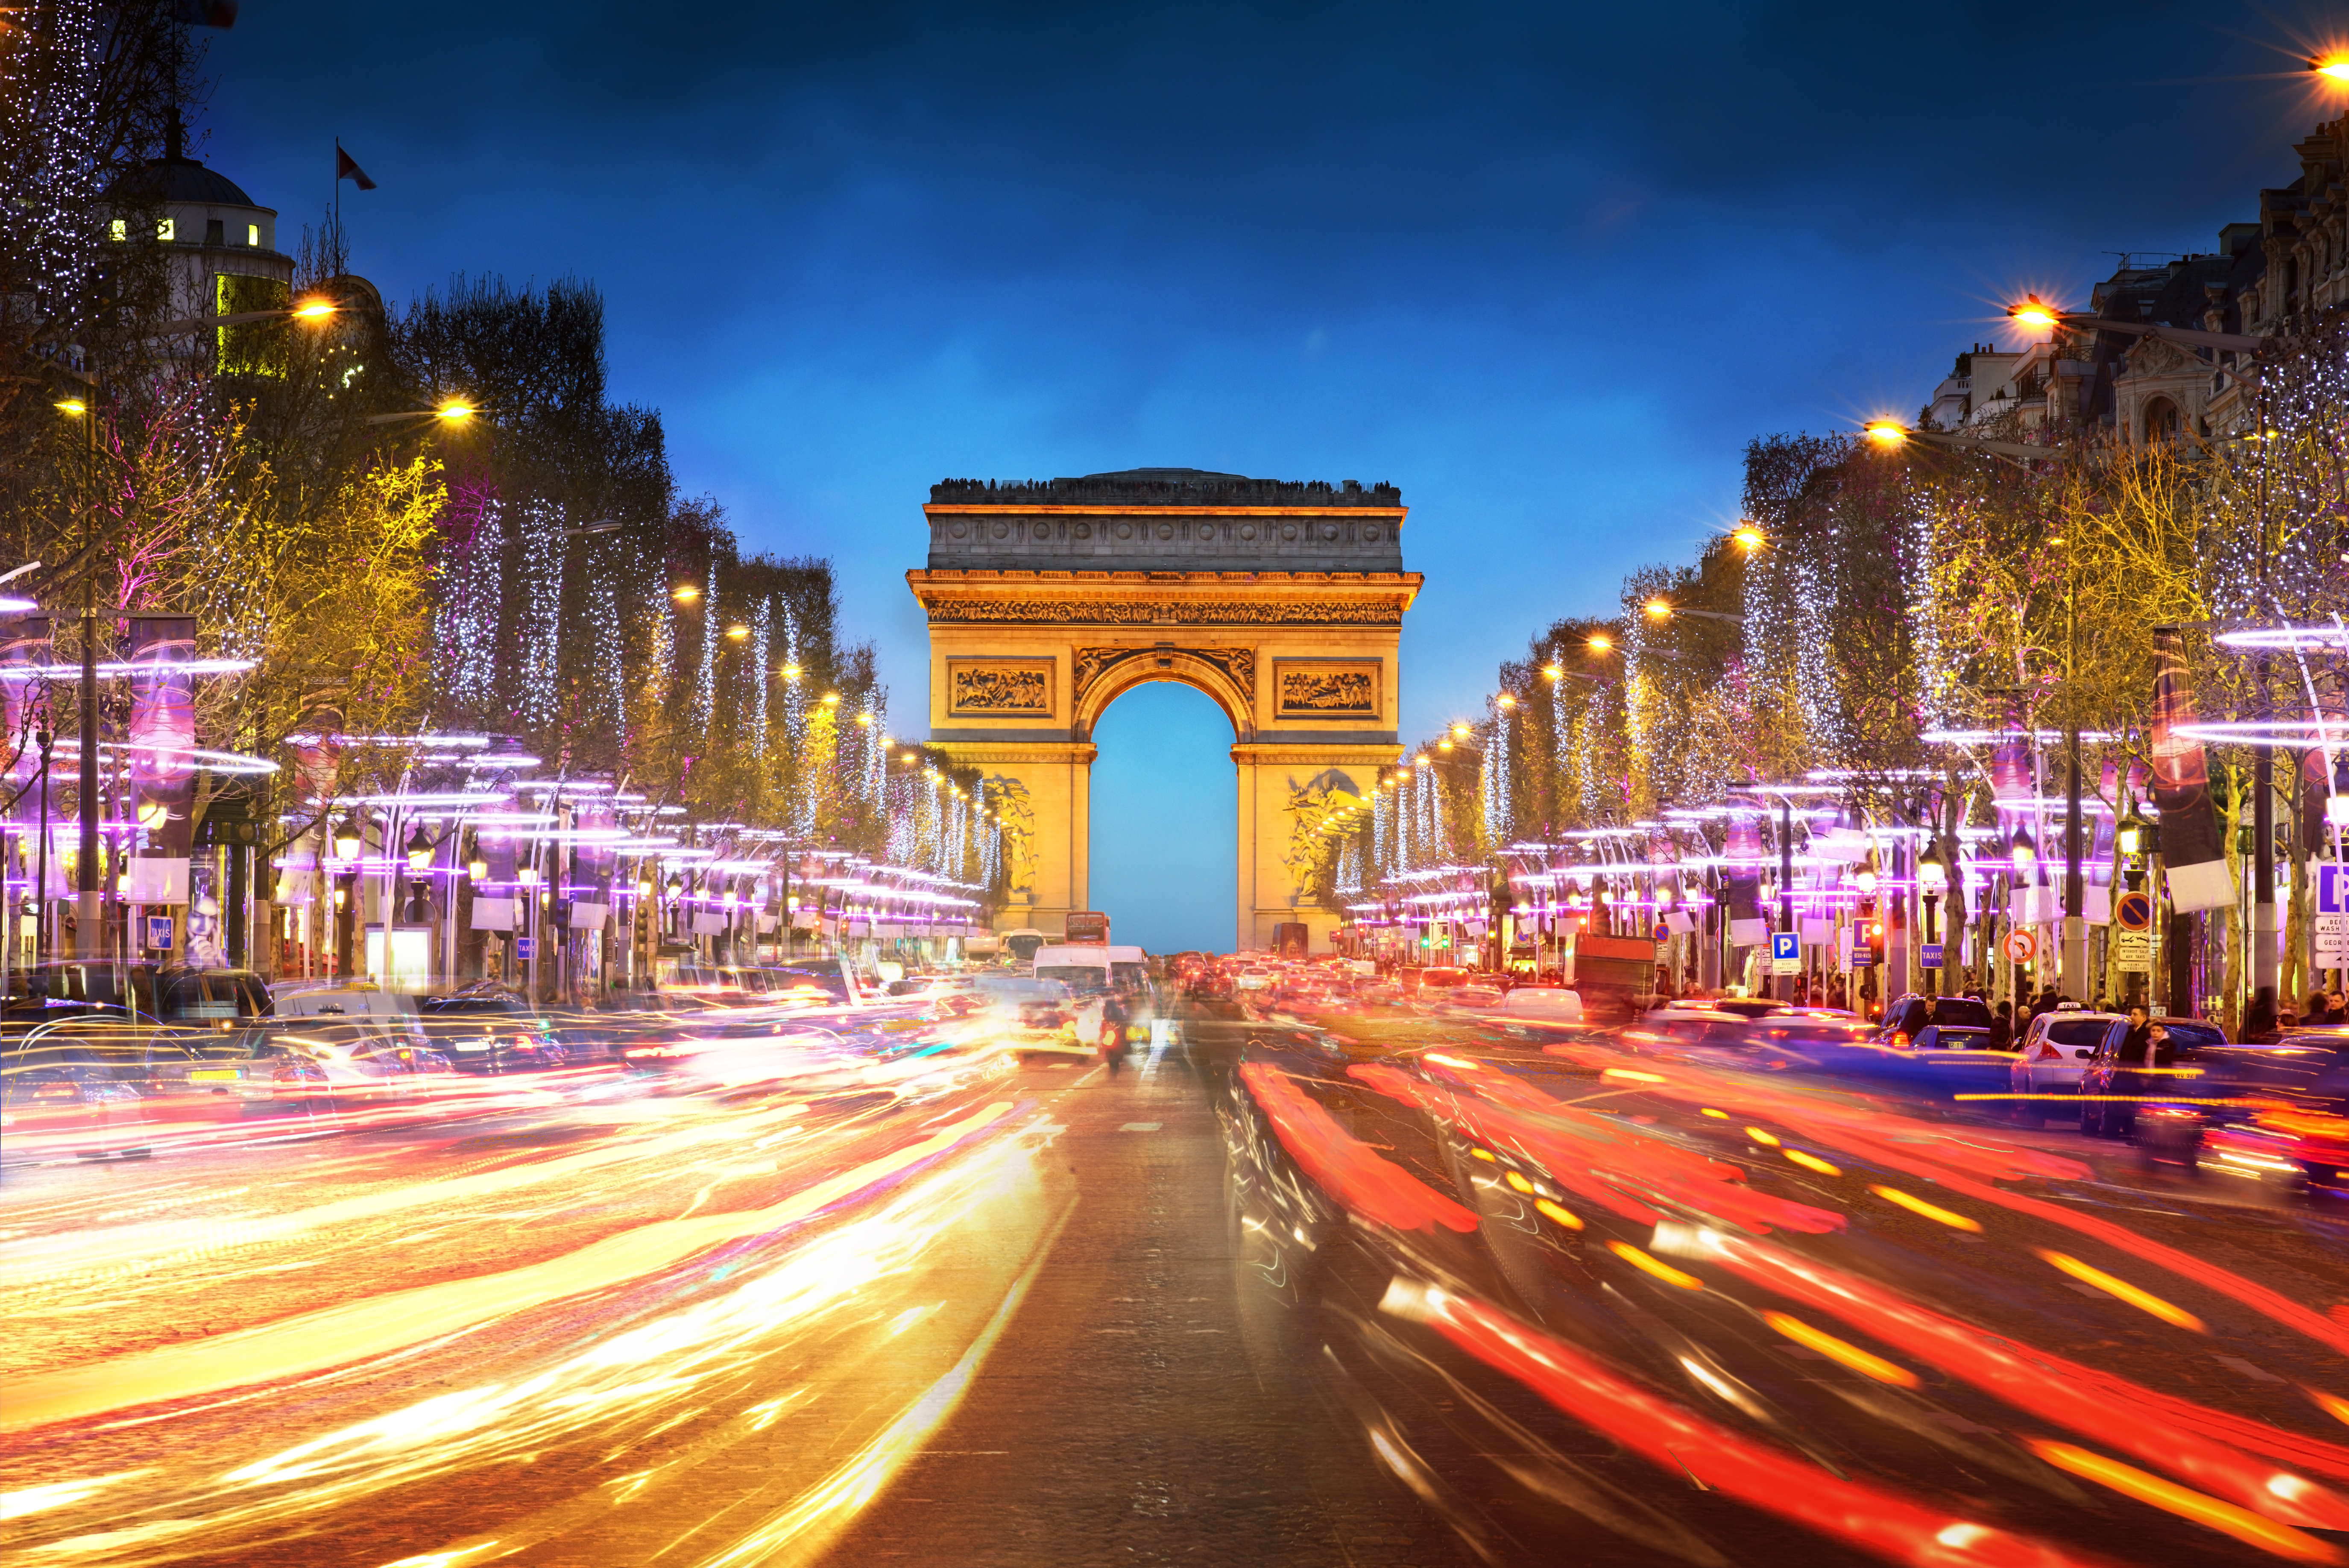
[2144,398,2181,443]
[246,223,259,246]
[156,216,174,242]
[108,218,126,242]
[203,218,224,246]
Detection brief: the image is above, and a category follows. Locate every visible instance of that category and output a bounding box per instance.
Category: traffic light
[1865,918,1886,965]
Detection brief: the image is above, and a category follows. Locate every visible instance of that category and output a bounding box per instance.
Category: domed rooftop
[102,155,260,209]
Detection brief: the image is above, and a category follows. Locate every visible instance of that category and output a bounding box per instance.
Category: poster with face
[128,616,198,860]
[185,859,226,968]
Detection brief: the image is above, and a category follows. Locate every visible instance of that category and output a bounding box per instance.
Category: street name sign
[2317,912,2349,969]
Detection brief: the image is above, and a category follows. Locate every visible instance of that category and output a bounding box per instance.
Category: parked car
[2006,1011,2124,1120]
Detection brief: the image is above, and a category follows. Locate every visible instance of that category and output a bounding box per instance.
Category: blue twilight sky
[195,2,2346,952]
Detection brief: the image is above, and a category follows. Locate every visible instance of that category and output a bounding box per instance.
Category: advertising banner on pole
[2149,627,2235,912]
[126,615,197,876]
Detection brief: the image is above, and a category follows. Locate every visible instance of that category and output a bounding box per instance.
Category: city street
[12,991,2349,1566]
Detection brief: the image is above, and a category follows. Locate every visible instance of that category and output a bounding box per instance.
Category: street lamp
[404,824,433,874]
[1917,841,1948,994]
[363,399,482,428]
[2009,827,2037,873]
[1731,525,1766,551]
[333,819,363,862]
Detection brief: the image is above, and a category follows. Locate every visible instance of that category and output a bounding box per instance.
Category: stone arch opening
[1087,680,1239,953]
[1072,648,1254,744]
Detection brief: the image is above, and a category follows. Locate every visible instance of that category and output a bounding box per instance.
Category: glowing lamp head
[855,711,874,726]
[671,584,701,603]
[435,400,475,422]
[1854,868,1880,896]
[821,692,840,706]
[2116,821,2144,856]
[902,752,920,764]
[469,856,489,880]
[1864,420,1910,448]
[332,822,363,861]
[2328,796,2349,831]
[2313,54,2349,82]
[1541,662,1564,681]
[2009,828,2037,872]
[292,300,338,322]
[724,624,750,640]
[1643,598,1672,621]
[780,662,802,680]
[135,797,168,830]
[1916,844,1948,891]
[1732,525,1765,551]
[1413,753,1431,767]
[1438,739,1455,752]
[635,877,653,896]
[2006,295,2060,332]
[54,398,86,417]
[1450,721,1471,739]
[404,824,433,873]
[1587,633,1614,654]
[1497,692,1517,708]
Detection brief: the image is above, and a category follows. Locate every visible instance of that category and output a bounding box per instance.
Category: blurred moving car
[249,1016,452,1114]
[1877,992,1994,1046]
[417,990,568,1074]
[2078,1015,2228,1140]
[972,974,1092,1058]
[1494,985,1582,1024]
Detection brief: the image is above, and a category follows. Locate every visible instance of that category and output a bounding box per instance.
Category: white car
[2007,1011,2122,1120]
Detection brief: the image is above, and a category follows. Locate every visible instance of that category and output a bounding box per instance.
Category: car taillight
[1892,1032,1910,1049]
[2036,1043,2060,1060]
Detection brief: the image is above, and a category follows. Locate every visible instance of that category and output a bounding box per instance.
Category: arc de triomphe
[910,469,1420,951]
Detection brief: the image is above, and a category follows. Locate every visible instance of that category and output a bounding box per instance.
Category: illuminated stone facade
[911,469,1419,951]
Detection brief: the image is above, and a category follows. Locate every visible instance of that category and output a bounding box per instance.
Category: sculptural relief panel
[946,659,1055,717]
[1272,659,1382,718]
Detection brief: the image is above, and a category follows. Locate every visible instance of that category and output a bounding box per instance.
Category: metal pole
[1778,797,1795,1003]
[76,384,98,958]
[2063,729,2085,999]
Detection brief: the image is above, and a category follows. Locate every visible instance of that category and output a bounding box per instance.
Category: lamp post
[1917,839,1948,996]
[2009,826,2038,1002]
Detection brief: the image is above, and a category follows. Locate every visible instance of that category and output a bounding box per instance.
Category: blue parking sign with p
[1771,932,1798,962]
[2322,865,2349,916]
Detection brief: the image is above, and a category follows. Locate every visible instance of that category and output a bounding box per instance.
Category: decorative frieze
[1273,658,1382,718]
[946,658,1055,717]
[923,597,1408,627]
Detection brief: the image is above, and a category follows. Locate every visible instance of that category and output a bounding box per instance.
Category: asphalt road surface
[9,992,2349,1568]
